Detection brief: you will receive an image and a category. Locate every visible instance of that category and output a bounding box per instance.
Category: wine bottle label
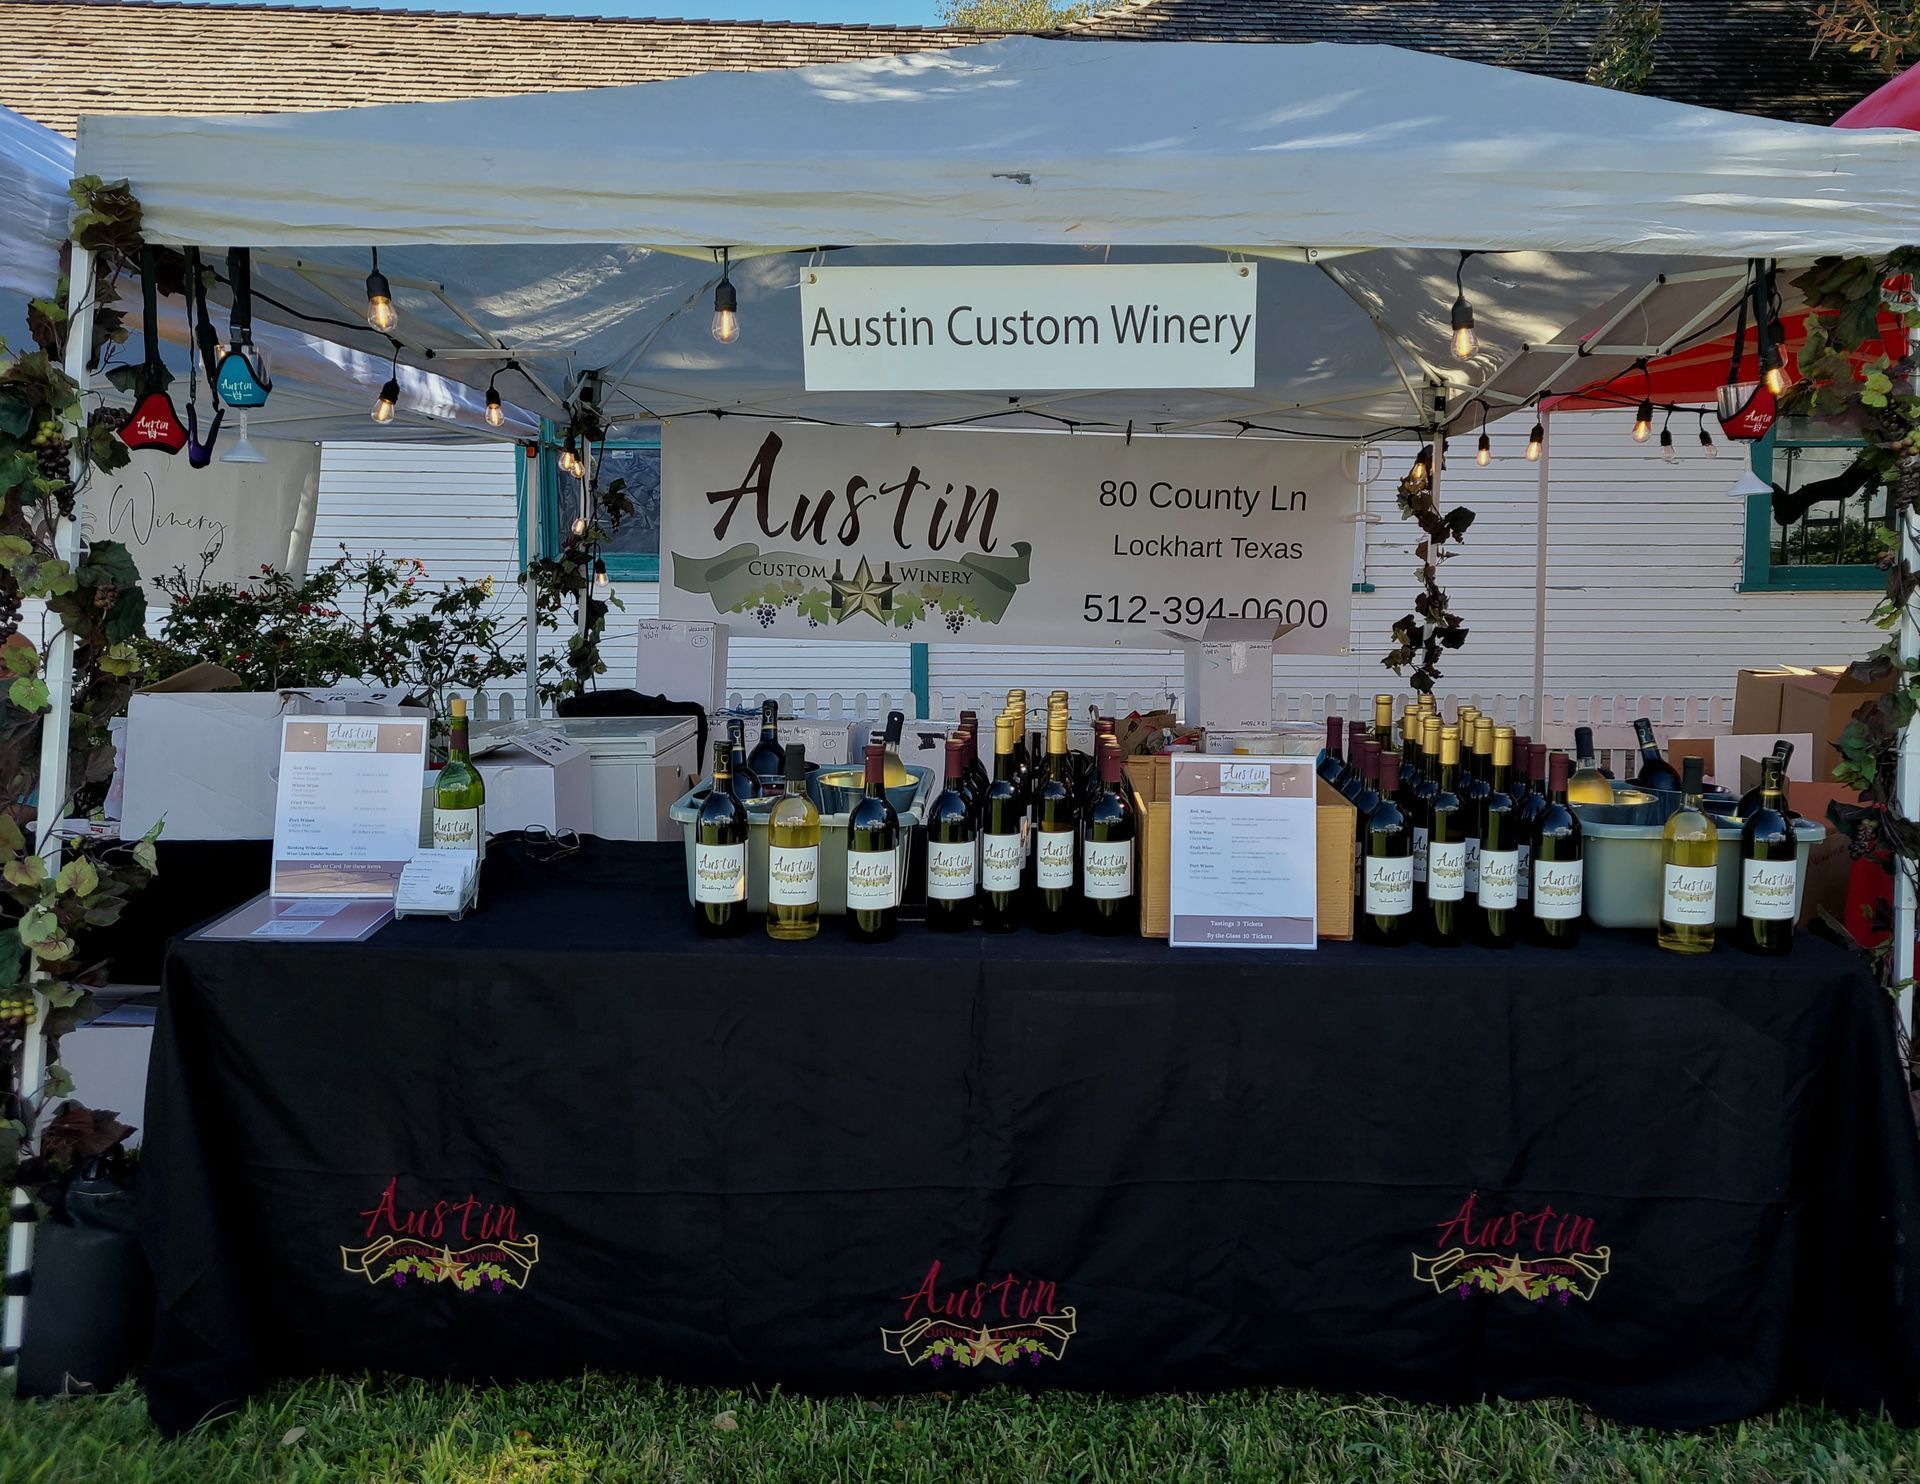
[1478,849,1519,910]
[1412,826,1429,883]
[1037,828,1076,889]
[433,805,484,852]
[1517,843,1531,901]
[1084,839,1133,901]
[767,844,819,907]
[846,849,898,909]
[1663,863,1717,926]
[926,840,976,901]
[1741,858,1797,921]
[983,833,1023,892]
[1533,858,1584,920]
[1464,837,1481,894]
[1364,856,1414,917]
[693,842,746,903]
[1427,840,1467,902]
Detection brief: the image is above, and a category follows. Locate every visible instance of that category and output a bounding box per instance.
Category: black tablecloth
[142,840,1920,1434]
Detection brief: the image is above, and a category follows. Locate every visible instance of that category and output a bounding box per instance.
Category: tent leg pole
[1898,327,1918,1063]
[5,245,95,1361]
[523,426,546,720]
[1532,411,1551,734]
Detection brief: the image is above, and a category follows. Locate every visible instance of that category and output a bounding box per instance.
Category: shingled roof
[1063,0,1885,124]
[0,0,991,135]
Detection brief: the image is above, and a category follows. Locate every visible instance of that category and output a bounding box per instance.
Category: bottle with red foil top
[1082,741,1137,935]
[1529,752,1584,948]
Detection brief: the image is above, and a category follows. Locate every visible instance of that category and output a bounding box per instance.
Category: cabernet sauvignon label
[1662,863,1717,926]
[1412,826,1429,883]
[1533,859,1584,920]
[1477,849,1519,910]
[1427,841,1466,902]
[1742,858,1797,921]
[926,841,976,901]
[847,849,899,909]
[767,844,819,906]
[1083,839,1133,901]
[1036,829,1076,889]
[1364,856,1414,917]
[693,842,747,904]
[982,833,1023,892]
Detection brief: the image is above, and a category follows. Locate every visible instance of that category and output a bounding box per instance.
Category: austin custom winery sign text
[800,264,1258,391]
[659,421,1353,652]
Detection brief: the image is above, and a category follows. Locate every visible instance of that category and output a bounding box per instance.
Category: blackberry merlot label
[661,421,1352,651]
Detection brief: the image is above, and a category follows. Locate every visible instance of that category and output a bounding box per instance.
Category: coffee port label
[660,421,1354,652]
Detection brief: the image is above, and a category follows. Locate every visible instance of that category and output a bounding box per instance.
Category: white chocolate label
[1427,840,1467,902]
[1036,829,1075,889]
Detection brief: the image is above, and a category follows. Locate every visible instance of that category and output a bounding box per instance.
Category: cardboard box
[1732,666,1816,735]
[1127,756,1354,942]
[636,619,728,714]
[1778,666,1895,780]
[1181,618,1280,731]
[476,730,593,835]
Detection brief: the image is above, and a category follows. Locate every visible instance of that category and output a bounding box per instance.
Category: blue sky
[184,0,953,18]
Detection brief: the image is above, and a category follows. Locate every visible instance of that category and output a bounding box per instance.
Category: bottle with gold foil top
[1476,727,1521,948]
[1372,693,1395,744]
[1457,718,1493,933]
[1410,714,1442,890]
[1032,713,1080,932]
[1424,726,1466,946]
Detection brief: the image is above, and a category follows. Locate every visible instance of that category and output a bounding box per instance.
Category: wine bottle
[881,709,913,788]
[923,737,977,932]
[1632,718,1682,793]
[434,696,488,899]
[1737,741,1795,821]
[1459,718,1493,934]
[1339,721,1368,802]
[1410,714,1442,891]
[1530,753,1584,948]
[1510,735,1533,806]
[1659,754,1717,954]
[1514,742,1550,922]
[1424,726,1466,947]
[1317,715,1349,790]
[1738,755,1796,957]
[726,718,755,805]
[1359,751,1414,946]
[846,743,899,943]
[1082,742,1137,935]
[692,740,748,938]
[981,715,1026,932]
[1032,713,1079,933]
[746,699,784,797]
[1399,704,1424,791]
[1476,727,1520,949]
[1568,725,1613,806]
[766,743,819,941]
[1350,741,1381,899]
[1372,693,1395,743]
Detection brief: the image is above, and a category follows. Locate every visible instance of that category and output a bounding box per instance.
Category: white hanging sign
[800,263,1257,391]
[659,420,1352,653]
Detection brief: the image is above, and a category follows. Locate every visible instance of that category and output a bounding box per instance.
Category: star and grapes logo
[341,1177,540,1296]
[881,1258,1078,1370]
[1411,1191,1611,1308]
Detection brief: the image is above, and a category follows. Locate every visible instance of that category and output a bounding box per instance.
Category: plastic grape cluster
[0,993,35,1027]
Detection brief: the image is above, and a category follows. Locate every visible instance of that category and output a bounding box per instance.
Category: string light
[559,437,582,478]
[571,516,589,538]
[1449,251,1477,360]
[365,247,395,334]
[484,373,505,429]
[1473,400,1491,467]
[1763,351,1790,397]
[1525,407,1545,462]
[371,377,398,423]
[711,248,740,345]
[593,558,610,596]
[1659,412,1676,463]
[1632,399,1653,442]
[1698,414,1717,459]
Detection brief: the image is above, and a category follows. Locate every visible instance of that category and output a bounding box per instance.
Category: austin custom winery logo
[1412,1191,1611,1307]
[341,1177,540,1295]
[881,1259,1079,1370]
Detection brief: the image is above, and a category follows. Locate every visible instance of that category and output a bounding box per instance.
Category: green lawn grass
[0,1375,1913,1483]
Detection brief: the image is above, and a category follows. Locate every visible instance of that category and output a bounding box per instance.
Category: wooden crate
[1126,755,1355,942]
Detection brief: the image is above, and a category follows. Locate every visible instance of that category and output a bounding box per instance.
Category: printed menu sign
[270,716,429,897]
[1167,756,1317,949]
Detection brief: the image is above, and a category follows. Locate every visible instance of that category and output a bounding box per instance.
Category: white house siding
[312,415,1876,727]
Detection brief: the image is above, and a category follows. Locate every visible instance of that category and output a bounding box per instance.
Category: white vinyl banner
[800,264,1257,391]
[660,421,1353,653]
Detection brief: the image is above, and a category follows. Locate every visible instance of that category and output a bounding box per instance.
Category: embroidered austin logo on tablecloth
[341,1177,541,1295]
[1412,1191,1611,1307]
[881,1259,1078,1370]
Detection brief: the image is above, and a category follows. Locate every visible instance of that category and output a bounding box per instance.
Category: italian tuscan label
[1517,843,1532,901]
[433,805,484,852]
[1427,840,1467,902]
[1365,855,1415,917]
[693,841,746,903]
[1084,838,1133,901]
[1742,857,1797,921]
[926,840,977,901]
[1662,863,1717,926]
[1036,828,1076,889]
[1477,849,1520,910]
[767,844,818,907]
[846,848,898,909]
[1412,826,1430,883]
[1464,837,1481,894]
[983,833,1023,892]
[1533,858,1584,920]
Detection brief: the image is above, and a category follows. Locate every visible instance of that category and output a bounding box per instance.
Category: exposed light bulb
[559,439,581,477]
[1764,364,1789,396]
[1475,432,1491,467]
[484,383,504,428]
[1699,426,1717,459]
[1450,292,1477,359]
[712,271,740,346]
[1525,421,1544,462]
[571,516,588,538]
[371,377,399,424]
[1632,399,1653,443]
[365,250,395,334]
[1660,428,1676,463]
[593,558,609,596]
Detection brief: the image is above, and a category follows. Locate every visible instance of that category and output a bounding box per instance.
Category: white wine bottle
[433,697,487,900]
[1567,725,1613,806]
[1659,754,1717,954]
[766,744,820,941]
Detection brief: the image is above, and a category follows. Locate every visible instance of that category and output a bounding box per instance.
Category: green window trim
[1737,428,1883,593]
[516,421,660,583]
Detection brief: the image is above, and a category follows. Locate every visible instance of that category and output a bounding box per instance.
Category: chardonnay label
[847,849,898,909]
[982,833,1023,892]
[1084,839,1133,901]
[1036,828,1076,889]
[1464,837,1481,894]
[433,805,484,852]
[1427,840,1467,902]
[1517,843,1531,901]
[1741,858,1797,921]
[1364,856,1415,917]
[1533,859,1584,920]
[1662,863,1717,926]
[1411,826,1429,883]
[693,842,746,903]
[926,840,976,901]
[767,844,819,907]
[1478,849,1519,910]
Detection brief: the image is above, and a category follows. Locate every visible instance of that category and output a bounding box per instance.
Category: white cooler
[486,715,700,842]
